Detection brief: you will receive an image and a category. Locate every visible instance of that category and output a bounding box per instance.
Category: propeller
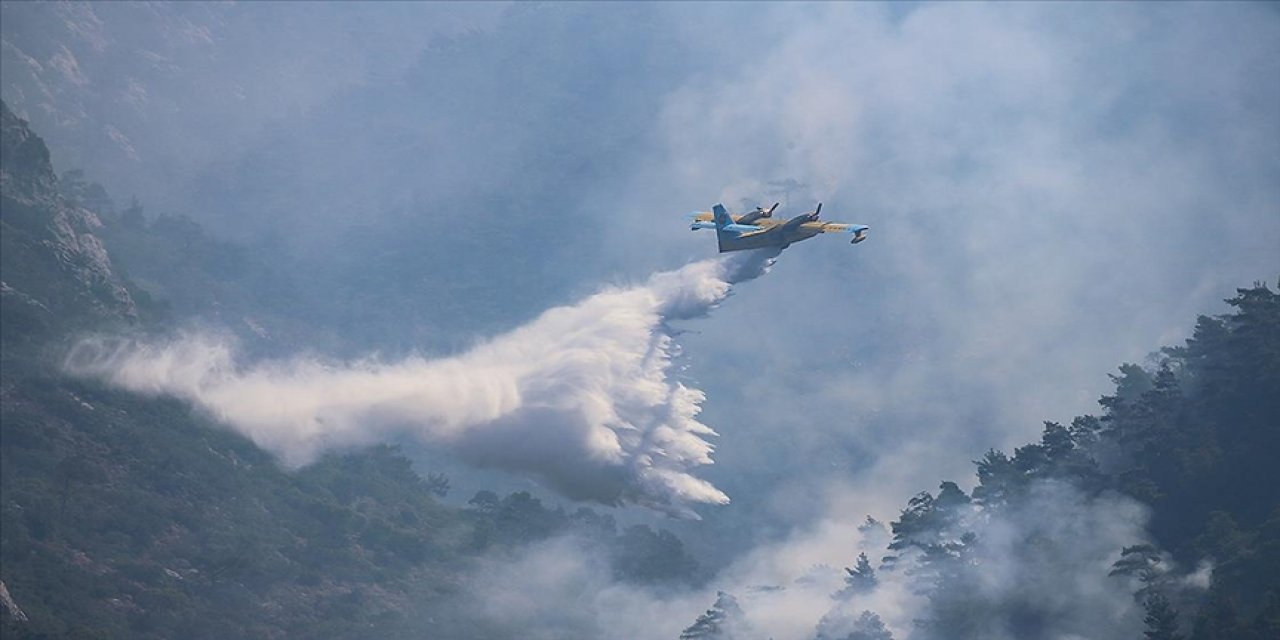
[766,202,780,217]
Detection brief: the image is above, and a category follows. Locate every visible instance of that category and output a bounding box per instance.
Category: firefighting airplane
[688,202,870,252]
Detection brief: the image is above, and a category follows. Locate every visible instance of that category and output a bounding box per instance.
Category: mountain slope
[1,100,134,355]
[1,103,702,639]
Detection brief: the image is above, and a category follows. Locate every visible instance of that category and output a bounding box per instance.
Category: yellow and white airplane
[688,202,869,253]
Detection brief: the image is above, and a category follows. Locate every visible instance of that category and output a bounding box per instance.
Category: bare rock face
[1,99,135,323]
[0,580,28,623]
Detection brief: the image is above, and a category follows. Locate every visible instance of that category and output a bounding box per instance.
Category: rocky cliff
[1,99,135,341]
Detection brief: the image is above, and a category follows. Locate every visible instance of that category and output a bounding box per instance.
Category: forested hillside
[0,102,698,639]
[781,282,1279,640]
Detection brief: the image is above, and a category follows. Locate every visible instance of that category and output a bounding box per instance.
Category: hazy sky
[6,2,1278,636]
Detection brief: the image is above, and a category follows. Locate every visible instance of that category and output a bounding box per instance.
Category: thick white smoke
[65,249,780,516]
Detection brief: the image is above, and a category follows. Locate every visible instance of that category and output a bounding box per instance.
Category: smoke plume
[65,249,780,516]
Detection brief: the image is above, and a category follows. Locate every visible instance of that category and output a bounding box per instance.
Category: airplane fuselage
[715,218,825,252]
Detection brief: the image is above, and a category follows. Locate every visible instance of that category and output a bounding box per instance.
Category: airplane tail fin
[712,204,733,230]
[712,203,741,252]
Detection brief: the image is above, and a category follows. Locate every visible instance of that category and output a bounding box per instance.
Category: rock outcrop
[1,99,135,327]
[0,580,27,623]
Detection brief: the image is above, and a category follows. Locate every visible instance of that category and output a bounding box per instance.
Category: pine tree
[1110,544,1165,601]
[815,608,894,640]
[973,449,1021,507]
[842,552,877,594]
[680,591,747,639]
[1143,594,1183,640]
[847,611,894,640]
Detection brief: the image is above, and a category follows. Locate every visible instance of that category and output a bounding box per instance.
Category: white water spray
[67,249,780,516]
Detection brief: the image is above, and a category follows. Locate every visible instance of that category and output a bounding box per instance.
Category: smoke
[704,479,1207,640]
[65,248,781,516]
[416,479,1168,640]
[428,536,708,640]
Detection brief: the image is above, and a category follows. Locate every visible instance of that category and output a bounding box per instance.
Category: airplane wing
[817,223,863,233]
[817,222,871,243]
[733,225,776,238]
